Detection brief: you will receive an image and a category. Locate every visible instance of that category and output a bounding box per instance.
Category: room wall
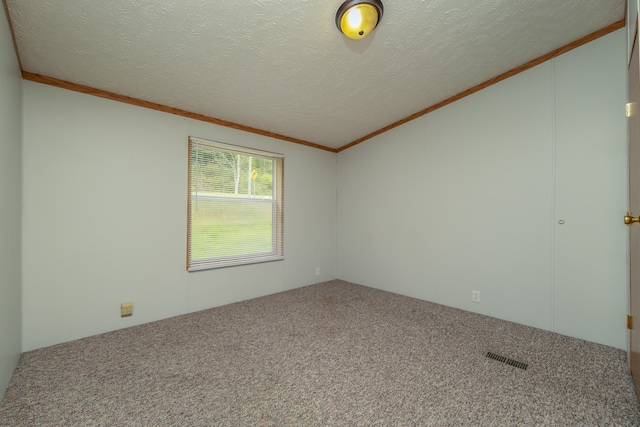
[0,7,22,399]
[338,29,628,349]
[629,0,638,63]
[21,82,337,351]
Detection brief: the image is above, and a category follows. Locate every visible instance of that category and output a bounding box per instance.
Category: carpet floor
[1,280,639,426]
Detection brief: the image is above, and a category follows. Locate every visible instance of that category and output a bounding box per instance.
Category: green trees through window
[190,148,274,198]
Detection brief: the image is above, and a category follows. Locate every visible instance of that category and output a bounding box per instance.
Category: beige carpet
[1,280,639,426]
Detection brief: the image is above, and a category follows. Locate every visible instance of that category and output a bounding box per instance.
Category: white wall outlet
[472,291,480,303]
[315,267,320,277]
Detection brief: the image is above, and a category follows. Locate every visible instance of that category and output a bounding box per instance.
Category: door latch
[625,212,640,225]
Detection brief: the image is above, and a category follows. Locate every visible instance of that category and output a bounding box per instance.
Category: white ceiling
[5,0,625,150]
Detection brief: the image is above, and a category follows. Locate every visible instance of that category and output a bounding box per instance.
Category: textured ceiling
[5,0,626,150]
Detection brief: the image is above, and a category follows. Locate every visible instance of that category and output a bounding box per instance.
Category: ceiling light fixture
[336,0,383,40]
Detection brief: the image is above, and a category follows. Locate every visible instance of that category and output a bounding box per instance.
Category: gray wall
[338,29,628,349]
[0,7,22,400]
[21,81,337,351]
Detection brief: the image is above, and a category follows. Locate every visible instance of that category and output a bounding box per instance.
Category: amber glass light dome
[336,0,383,40]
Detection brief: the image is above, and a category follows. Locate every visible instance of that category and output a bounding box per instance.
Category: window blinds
[187,137,284,271]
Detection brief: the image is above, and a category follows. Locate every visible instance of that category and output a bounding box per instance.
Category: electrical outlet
[472,291,480,303]
[315,267,320,277]
[121,302,133,317]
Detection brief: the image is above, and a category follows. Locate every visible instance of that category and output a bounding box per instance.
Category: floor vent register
[486,351,528,370]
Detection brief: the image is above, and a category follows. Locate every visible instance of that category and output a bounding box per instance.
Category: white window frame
[187,137,284,271]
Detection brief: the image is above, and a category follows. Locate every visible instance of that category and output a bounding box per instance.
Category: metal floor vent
[486,352,528,370]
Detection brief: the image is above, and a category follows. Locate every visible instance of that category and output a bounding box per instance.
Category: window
[187,137,284,271]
